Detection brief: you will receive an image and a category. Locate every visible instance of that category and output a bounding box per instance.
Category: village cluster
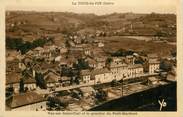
[5,32,165,111]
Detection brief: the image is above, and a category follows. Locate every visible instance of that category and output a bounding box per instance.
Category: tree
[95,88,108,102]
[24,87,29,92]
[19,78,24,93]
[111,79,118,87]
[111,49,134,57]
[171,49,176,57]
[160,59,173,72]
[6,37,49,54]
[134,57,144,64]
[6,37,23,50]
[111,49,125,57]
[61,67,72,77]
[74,77,80,85]
[74,58,89,70]
[35,73,47,89]
[47,96,69,109]
[32,39,47,48]
[19,41,32,54]
[106,57,113,65]
[65,40,70,48]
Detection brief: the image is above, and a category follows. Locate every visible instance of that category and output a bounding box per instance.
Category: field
[100,36,176,57]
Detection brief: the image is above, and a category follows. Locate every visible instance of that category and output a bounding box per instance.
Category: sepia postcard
[0,0,183,117]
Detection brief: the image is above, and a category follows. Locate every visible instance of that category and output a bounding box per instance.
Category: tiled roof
[61,76,71,81]
[147,54,158,58]
[32,64,41,71]
[40,63,58,70]
[128,64,143,69]
[148,77,158,81]
[80,69,91,76]
[24,77,36,84]
[60,58,68,64]
[79,86,95,93]
[6,56,16,62]
[87,59,97,64]
[44,72,59,83]
[34,47,44,51]
[148,59,160,64]
[95,57,106,62]
[109,63,127,68]
[7,92,45,108]
[6,58,19,63]
[91,68,110,76]
[126,55,133,58]
[6,72,21,84]
[26,50,34,55]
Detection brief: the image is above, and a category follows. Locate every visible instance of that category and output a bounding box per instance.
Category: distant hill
[6,11,176,40]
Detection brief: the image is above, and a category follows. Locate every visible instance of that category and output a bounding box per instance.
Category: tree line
[6,37,53,54]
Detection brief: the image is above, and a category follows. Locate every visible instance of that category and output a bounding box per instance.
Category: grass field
[99,36,176,57]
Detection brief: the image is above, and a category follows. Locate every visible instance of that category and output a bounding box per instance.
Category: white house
[55,56,61,62]
[125,55,135,65]
[147,54,160,74]
[24,77,37,91]
[109,62,128,81]
[44,71,60,88]
[87,58,97,69]
[80,69,91,83]
[84,48,91,56]
[60,47,68,54]
[112,57,123,64]
[95,57,106,69]
[91,68,112,84]
[149,59,160,74]
[98,42,104,47]
[127,64,144,78]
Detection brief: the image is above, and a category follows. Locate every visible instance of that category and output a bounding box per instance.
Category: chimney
[33,69,36,78]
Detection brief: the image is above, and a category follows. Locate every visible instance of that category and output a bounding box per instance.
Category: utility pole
[121,78,123,97]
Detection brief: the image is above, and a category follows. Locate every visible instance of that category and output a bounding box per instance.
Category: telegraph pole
[121,78,123,97]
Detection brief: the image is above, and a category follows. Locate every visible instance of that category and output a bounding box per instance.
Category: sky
[4,0,178,15]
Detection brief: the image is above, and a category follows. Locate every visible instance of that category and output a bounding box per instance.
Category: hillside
[6,11,176,41]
